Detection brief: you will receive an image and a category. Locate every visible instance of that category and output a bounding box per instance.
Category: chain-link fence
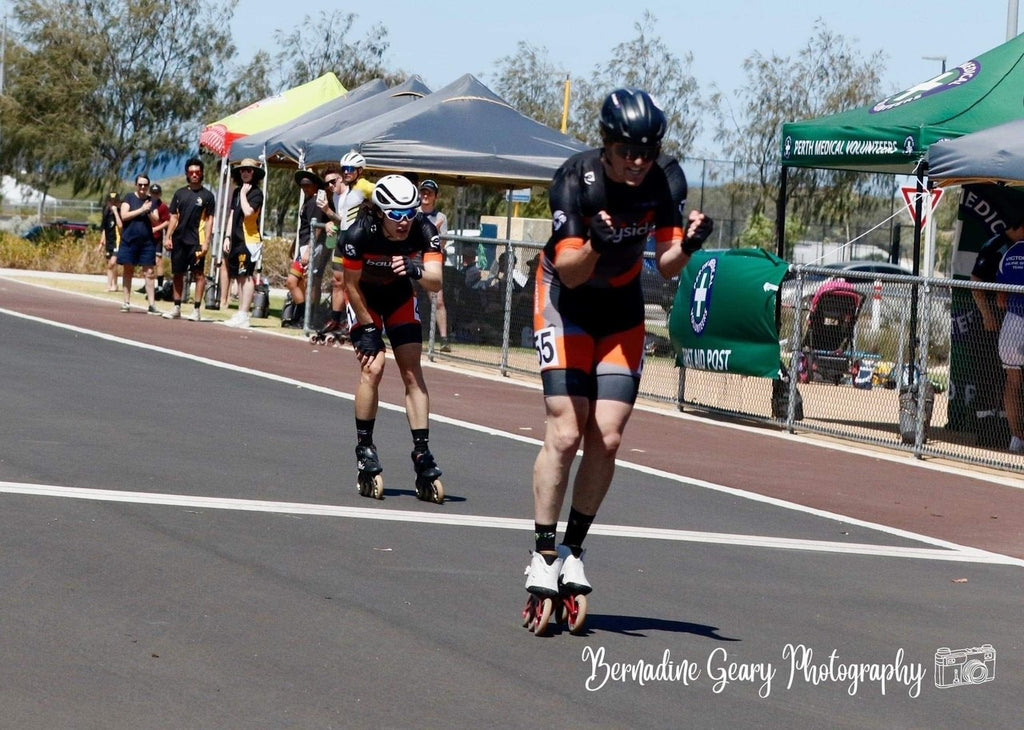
[417,234,1024,475]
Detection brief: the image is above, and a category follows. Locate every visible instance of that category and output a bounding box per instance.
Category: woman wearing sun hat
[222,158,267,328]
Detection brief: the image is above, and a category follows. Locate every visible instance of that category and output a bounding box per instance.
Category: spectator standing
[222,158,266,329]
[418,179,452,352]
[971,214,1024,447]
[117,174,160,313]
[341,175,446,502]
[996,237,1024,453]
[150,184,170,291]
[317,151,374,341]
[99,192,122,292]
[162,157,216,321]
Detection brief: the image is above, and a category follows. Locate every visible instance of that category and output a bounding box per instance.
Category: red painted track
[3,276,1021,559]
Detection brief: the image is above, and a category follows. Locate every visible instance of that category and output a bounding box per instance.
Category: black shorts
[227,242,258,277]
[170,241,205,275]
[353,280,423,349]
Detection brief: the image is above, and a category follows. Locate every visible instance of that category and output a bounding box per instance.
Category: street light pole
[922,55,947,74]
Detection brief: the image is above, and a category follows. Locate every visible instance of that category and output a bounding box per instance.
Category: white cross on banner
[900,187,944,226]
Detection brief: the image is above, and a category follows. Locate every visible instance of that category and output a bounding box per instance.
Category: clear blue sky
[232,1,1021,156]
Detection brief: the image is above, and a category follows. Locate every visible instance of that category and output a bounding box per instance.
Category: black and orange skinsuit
[342,212,443,348]
[534,148,682,403]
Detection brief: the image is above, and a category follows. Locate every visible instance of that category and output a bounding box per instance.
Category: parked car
[781,260,915,308]
[22,220,92,242]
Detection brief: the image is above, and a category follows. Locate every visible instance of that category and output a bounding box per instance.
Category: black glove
[588,215,616,253]
[683,214,714,254]
[350,323,385,358]
[397,256,423,280]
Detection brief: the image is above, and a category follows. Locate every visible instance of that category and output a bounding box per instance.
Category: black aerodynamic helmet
[599,88,667,146]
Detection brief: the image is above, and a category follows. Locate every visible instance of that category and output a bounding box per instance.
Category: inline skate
[355,444,385,499]
[309,319,349,346]
[522,546,589,636]
[411,449,445,504]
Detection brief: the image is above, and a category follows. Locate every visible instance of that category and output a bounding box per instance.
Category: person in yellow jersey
[222,158,266,328]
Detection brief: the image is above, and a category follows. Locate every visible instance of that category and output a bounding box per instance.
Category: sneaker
[162,307,181,320]
[1010,436,1024,454]
[524,551,563,597]
[224,312,250,329]
[120,302,131,312]
[147,305,160,315]
[439,338,452,353]
[558,545,592,595]
[189,309,201,322]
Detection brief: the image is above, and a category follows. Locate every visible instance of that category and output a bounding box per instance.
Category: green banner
[669,248,789,378]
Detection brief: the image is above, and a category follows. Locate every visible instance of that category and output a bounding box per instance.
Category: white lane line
[1,481,1020,566]
[3,307,1022,566]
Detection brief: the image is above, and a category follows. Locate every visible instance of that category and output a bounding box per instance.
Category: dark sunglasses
[611,142,660,162]
[324,177,340,185]
[384,208,417,222]
[341,166,358,174]
[137,182,150,187]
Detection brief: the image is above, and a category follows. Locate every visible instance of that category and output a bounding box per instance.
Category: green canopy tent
[780,32,1024,176]
[777,32,1024,398]
[779,31,1024,275]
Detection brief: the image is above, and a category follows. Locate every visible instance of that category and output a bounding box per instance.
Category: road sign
[900,187,944,226]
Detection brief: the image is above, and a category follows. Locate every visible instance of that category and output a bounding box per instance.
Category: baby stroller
[798,280,865,385]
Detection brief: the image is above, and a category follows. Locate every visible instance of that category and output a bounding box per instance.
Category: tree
[491,42,572,133]
[711,19,887,235]
[270,11,400,91]
[584,11,701,157]
[1,0,238,196]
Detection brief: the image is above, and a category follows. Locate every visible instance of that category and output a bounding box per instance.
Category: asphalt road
[0,276,1021,729]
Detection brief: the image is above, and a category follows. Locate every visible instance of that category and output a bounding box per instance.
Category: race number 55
[534,326,559,367]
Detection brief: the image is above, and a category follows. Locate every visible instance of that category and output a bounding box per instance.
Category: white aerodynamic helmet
[372,174,420,210]
[340,150,366,168]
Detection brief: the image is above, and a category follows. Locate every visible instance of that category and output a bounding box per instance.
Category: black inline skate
[309,319,349,346]
[411,449,444,504]
[355,444,385,499]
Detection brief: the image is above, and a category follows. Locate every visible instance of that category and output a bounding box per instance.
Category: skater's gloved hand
[393,255,423,280]
[588,213,616,254]
[682,211,714,254]
[350,323,385,358]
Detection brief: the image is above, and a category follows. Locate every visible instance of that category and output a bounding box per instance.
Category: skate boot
[522,551,563,636]
[556,545,590,634]
[411,449,444,504]
[310,319,348,346]
[355,444,385,499]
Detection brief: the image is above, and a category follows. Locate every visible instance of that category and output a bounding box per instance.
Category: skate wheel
[566,594,588,635]
[522,595,554,635]
[357,473,384,499]
[533,597,554,636]
[429,478,444,504]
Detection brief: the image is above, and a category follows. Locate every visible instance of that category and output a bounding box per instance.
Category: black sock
[534,522,557,554]
[356,419,375,447]
[411,428,429,453]
[562,507,595,554]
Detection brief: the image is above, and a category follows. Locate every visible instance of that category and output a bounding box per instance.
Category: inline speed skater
[341,174,447,503]
[522,88,713,635]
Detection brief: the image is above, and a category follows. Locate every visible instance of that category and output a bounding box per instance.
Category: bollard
[870,280,882,332]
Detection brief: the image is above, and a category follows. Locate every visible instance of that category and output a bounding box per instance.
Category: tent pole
[775,166,788,259]
[258,146,268,239]
[907,166,925,387]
